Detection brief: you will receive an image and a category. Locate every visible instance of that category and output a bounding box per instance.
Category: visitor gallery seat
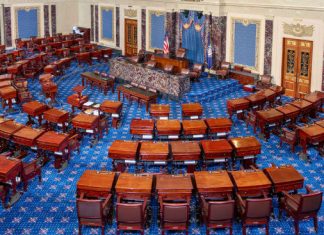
[280,186,322,235]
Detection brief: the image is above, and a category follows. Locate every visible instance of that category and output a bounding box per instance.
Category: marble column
[141,9,146,50]
[90,5,94,41]
[322,51,324,91]
[264,20,273,75]
[51,5,56,35]
[95,5,98,42]
[44,5,50,37]
[116,7,120,47]
[211,16,226,68]
[4,7,12,47]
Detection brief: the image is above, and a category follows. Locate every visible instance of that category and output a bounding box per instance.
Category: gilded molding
[124,9,137,18]
[230,17,261,71]
[148,10,166,51]
[100,6,114,42]
[283,22,314,37]
[14,6,41,39]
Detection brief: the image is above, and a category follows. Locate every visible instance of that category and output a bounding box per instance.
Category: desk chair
[161,202,190,235]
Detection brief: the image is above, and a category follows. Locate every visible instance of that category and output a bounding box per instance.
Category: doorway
[281,38,313,98]
[124,19,138,56]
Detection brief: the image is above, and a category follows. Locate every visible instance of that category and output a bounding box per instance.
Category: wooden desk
[227,98,250,120]
[0,156,22,196]
[100,100,123,128]
[115,173,153,199]
[72,113,99,143]
[275,104,300,124]
[67,94,89,113]
[170,141,201,172]
[0,86,17,111]
[0,81,11,89]
[118,84,157,112]
[290,99,313,120]
[130,119,155,139]
[303,91,324,117]
[150,104,170,119]
[154,55,189,73]
[43,108,69,132]
[201,139,233,168]
[81,72,114,95]
[256,89,277,106]
[0,120,24,140]
[228,70,257,85]
[315,119,324,128]
[230,170,272,196]
[229,136,261,168]
[263,165,304,193]
[298,124,324,155]
[36,131,70,169]
[22,101,48,126]
[12,127,45,147]
[245,93,266,111]
[256,109,284,139]
[204,118,232,138]
[156,120,182,140]
[156,174,193,201]
[182,103,203,119]
[139,142,169,163]
[194,171,233,197]
[108,140,139,171]
[76,52,91,65]
[77,170,116,198]
[182,120,207,138]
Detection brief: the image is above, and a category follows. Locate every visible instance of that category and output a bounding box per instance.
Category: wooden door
[124,19,138,56]
[282,38,313,98]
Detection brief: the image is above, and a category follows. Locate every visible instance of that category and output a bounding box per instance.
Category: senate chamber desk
[245,93,267,111]
[204,118,232,138]
[194,171,234,198]
[108,140,140,171]
[43,108,69,132]
[12,126,45,148]
[130,119,155,139]
[227,98,250,120]
[170,141,201,173]
[201,139,233,169]
[150,104,170,119]
[0,120,24,140]
[36,131,70,169]
[99,100,123,128]
[298,124,324,156]
[77,170,116,198]
[229,136,261,168]
[156,120,182,140]
[290,99,313,121]
[139,142,169,166]
[110,58,190,98]
[263,165,304,194]
[71,113,100,143]
[275,104,300,124]
[22,101,48,126]
[182,120,207,139]
[303,91,324,115]
[0,155,22,197]
[230,170,272,197]
[256,108,284,139]
[155,174,193,202]
[182,103,203,119]
[115,173,153,200]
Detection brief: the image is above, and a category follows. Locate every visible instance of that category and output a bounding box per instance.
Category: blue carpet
[0,59,323,235]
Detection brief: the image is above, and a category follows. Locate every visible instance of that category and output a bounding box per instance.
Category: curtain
[180,11,205,64]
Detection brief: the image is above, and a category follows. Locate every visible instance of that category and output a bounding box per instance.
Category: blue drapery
[180,11,205,64]
[17,8,38,39]
[102,8,113,40]
[150,13,165,49]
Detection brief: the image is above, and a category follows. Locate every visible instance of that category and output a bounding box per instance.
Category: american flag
[163,33,169,54]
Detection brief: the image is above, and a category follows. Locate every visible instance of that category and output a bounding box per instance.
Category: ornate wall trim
[283,22,314,37]
[124,9,137,18]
